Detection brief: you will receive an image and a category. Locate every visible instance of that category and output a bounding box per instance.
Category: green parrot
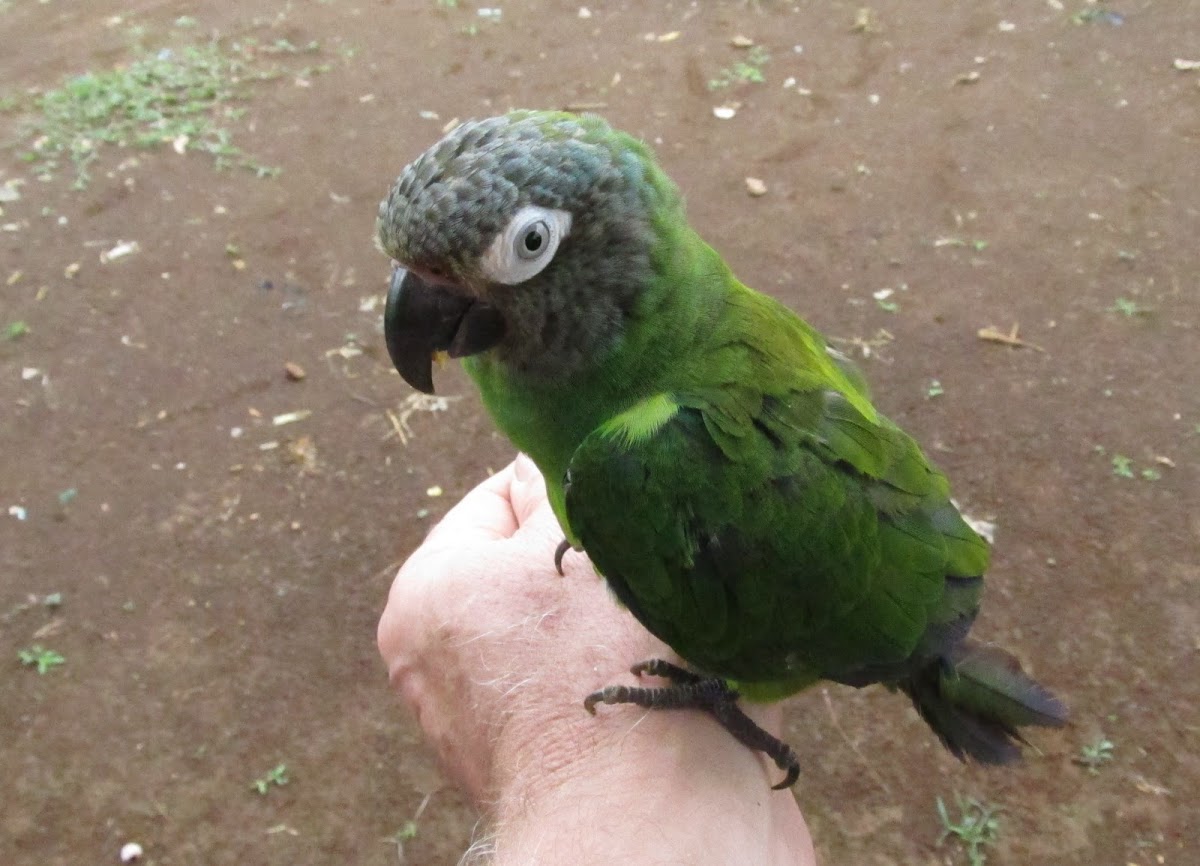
[376,110,1066,788]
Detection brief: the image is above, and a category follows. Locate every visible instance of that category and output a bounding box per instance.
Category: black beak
[383,267,506,394]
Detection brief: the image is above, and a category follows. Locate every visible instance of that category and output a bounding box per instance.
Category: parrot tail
[900,641,1068,764]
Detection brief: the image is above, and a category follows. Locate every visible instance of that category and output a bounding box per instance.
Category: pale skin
[378,454,816,865]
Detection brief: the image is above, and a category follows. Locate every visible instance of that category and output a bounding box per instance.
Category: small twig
[348,392,381,408]
[977,322,1044,352]
[382,394,460,445]
[411,790,434,824]
[828,328,896,361]
[383,408,409,445]
[1,595,38,624]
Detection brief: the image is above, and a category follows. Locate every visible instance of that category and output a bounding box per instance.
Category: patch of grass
[1107,452,1165,481]
[251,763,290,794]
[254,37,321,56]
[18,645,65,674]
[392,821,419,843]
[17,32,318,189]
[1108,296,1152,317]
[1072,6,1125,26]
[1074,736,1114,774]
[3,320,29,340]
[1111,455,1134,478]
[936,795,1000,866]
[709,46,770,90]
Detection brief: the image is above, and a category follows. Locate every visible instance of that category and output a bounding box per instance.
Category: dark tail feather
[901,641,1068,764]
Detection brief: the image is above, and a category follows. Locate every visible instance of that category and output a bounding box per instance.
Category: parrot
[375,110,1067,788]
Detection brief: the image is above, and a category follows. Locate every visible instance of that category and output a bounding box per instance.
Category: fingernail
[514,452,537,481]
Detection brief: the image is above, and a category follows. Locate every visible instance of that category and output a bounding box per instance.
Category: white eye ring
[480,205,572,285]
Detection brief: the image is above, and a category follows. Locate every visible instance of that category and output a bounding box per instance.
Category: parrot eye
[517,221,549,259]
[480,205,572,285]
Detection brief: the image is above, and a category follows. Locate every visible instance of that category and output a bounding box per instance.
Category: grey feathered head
[376,111,681,389]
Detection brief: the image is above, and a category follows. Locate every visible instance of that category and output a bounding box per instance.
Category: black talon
[712,699,801,790]
[553,538,571,576]
[631,658,703,684]
[582,657,802,789]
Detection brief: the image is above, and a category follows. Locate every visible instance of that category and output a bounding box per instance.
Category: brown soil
[2,2,1197,864]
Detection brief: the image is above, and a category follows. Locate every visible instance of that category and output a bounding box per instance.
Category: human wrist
[487,697,812,865]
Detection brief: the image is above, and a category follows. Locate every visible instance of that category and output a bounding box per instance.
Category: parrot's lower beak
[384,267,506,394]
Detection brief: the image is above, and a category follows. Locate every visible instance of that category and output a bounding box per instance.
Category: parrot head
[376,111,679,392]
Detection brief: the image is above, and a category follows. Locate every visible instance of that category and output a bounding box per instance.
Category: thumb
[510,453,563,540]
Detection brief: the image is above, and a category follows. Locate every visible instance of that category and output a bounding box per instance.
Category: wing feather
[564,382,987,689]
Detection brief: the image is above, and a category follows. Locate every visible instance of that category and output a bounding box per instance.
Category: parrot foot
[583,658,800,789]
[553,538,571,576]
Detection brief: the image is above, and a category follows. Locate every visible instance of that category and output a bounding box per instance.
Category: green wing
[562,381,990,697]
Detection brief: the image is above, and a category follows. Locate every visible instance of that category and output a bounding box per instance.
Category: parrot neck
[465,224,734,513]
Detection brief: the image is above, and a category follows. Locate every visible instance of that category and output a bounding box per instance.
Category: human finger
[423,460,520,547]
[508,453,564,542]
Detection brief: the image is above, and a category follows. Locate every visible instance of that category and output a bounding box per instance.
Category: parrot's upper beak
[384,267,506,394]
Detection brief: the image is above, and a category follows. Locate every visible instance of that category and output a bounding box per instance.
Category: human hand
[378,455,815,864]
[378,452,674,800]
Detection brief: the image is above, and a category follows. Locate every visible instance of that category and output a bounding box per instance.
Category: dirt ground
[2,1,1197,864]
